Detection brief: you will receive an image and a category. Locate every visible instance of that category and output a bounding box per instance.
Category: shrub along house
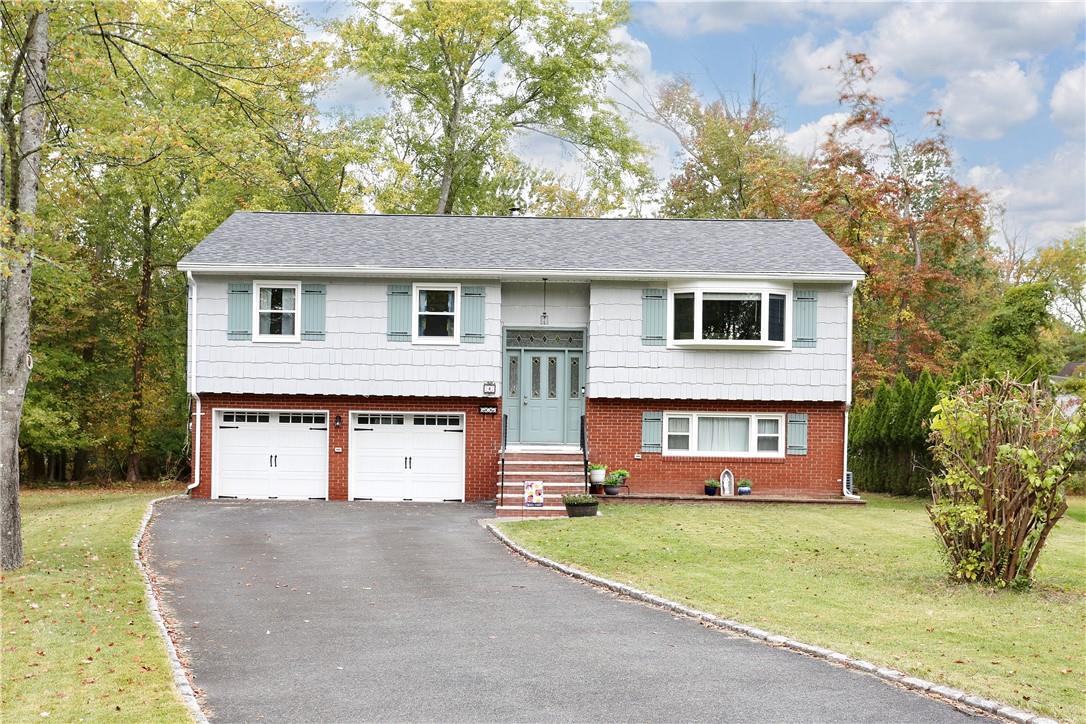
[179,212,865,516]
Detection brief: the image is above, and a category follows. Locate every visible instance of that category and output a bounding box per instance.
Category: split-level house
[179,212,865,516]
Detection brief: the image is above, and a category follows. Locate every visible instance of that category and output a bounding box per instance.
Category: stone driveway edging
[484,522,1056,724]
[133,495,208,724]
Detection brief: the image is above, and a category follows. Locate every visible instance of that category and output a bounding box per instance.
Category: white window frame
[662,412,786,458]
[252,280,301,343]
[667,281,792,349]
[412,283,461,345]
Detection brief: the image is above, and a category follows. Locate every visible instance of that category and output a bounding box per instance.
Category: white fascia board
[176,262,866,283]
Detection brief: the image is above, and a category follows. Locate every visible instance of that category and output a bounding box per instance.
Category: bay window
[668,284,790,347]
[663,412,785,457]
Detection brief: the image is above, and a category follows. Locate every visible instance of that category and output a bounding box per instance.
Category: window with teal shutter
[641,410,663,452]
[387,284,411,341]
[227,283,252,340]
[787,413,808,455]
[460,286,486,343]
[793,289,818,348]
[300,284,326,341]
[642,288,666,346]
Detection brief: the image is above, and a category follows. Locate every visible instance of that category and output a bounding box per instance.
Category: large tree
[336,0,648,214]
[0,0,342,567]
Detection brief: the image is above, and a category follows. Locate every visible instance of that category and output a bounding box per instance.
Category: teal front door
[503,330,585,446]
[520,351,566,443]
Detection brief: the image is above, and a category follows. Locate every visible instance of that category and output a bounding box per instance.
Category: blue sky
[300,1,1086,249]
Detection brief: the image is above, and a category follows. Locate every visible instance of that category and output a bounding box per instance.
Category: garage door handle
[269,454,273,467]
[354,427,373,431]
[274,455,278,467]
[220,425,239,429]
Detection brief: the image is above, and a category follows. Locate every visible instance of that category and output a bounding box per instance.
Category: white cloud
[782,112,849,156]
[779,33,909,106]
[635,2,804,37]
[938,63,1042,140]
[865,3,1082,79]
[966,142,1086,249]
[1051,64,1086,137]
[316,70,389,118]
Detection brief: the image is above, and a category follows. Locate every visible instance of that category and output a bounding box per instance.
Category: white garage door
[215,410,328,499]
[349,412,465,502]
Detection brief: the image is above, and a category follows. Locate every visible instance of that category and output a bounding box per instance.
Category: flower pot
[704,485,719,496]
[737,486,752,496]
[589,483,603,495]
[589,468,606,484]
[603,485,622,496]
[565,502,599,518]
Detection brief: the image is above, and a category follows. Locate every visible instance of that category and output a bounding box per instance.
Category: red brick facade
[584,398,847,497]
[190,394,846,502]
[191,394,502,501]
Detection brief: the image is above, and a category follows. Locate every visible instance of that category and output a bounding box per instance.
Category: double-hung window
[412,283,459,344]
[663,412,785,457]
[253,281,300,342]
[669,284,790,348]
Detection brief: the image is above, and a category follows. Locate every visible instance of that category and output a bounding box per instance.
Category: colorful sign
[524,480,544,507]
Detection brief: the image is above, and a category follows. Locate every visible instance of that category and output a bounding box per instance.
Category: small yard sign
[524,481,544,507]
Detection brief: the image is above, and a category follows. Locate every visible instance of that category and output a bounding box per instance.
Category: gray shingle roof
[178,211,865,278]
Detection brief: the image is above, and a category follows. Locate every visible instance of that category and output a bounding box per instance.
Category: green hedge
[848,371,941,496]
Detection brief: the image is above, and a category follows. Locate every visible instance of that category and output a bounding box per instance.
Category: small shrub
[927,378,1084,587]
[562,494,597,506]
[587,463,606,471]
[605,469,629,485]
[704,479,720,488]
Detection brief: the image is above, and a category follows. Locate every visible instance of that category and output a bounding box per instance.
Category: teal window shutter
[300,284,327,341]
[787,413,808,455]
[227,282,252,340]
[793,289,818,348]
[642,288,666,346]
[460,286,486,344]
[387,284,411,341]
[641,411,663,453]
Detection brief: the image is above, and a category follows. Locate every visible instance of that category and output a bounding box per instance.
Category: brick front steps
[595,493,865,505]
[495,450,588,518]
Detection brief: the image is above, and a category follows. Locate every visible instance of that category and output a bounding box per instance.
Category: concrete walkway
[145,500,988,723]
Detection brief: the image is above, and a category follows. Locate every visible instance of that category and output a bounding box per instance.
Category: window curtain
[698,417,749,452]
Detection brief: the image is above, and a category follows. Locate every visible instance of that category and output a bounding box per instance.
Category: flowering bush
[927,378,1084,587]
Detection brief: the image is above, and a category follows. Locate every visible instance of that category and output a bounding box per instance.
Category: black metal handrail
[500,413,508,508]
[580,413,589,494]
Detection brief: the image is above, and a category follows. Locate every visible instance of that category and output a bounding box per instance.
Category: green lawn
[2,487,192,722]
[499,495,1086,722]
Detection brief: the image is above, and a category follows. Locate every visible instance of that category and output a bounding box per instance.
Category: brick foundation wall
[191,394,502,502]
[585,398,847,497]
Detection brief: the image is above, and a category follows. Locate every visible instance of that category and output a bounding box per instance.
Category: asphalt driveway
[145,500,988,723]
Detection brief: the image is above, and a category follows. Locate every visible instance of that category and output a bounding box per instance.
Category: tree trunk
[434,84,463,215]
[126,204,154,483]
[1,10,48,571]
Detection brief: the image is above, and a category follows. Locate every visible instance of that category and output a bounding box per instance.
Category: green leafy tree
[956,282,1060,383]
[336,0,649,214]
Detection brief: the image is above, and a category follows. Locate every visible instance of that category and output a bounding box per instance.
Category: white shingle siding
[190,275,501,397]
[586,282,851,402]
[500,282,589,328]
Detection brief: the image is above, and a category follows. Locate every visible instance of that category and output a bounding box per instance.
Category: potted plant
[737,478,752,496]
[704,478,720,496]
[604,469,629,496]
[588,463,607,484]
[563,493,599,518]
